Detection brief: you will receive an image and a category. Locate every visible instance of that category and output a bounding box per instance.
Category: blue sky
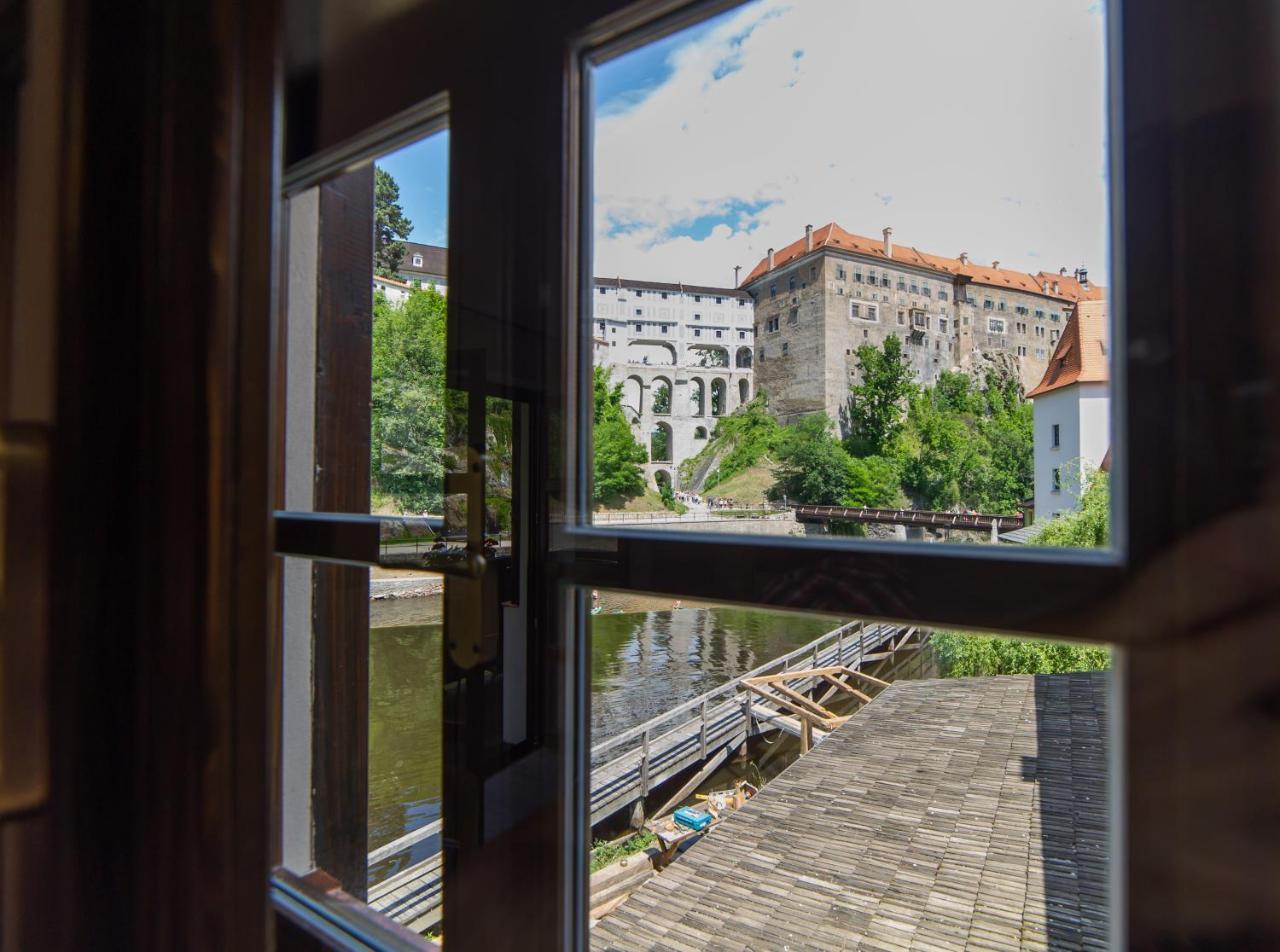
[376,130,450,246]
[376,0,1109,287]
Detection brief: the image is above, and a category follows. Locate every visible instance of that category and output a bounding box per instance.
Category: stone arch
[735,346,752,368]
[689,344,729,368]
[651,376,672,415]
[626,341,677,366]
[688,377,706,416]
[710,378,727,417]
[653,469,672,493]
[694,426,708,440]
[650,421,672,462]
[622,375,643,417]
[738,378,750,405]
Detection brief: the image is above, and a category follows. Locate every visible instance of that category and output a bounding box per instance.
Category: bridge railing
[590,619,881,769]
[792,504,1024,531]
[591,507,787,525]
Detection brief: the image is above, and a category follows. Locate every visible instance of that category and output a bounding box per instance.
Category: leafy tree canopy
[371,287,448,512]
[374,167,414,278]
[592,366,648,503]
[770,414,851,506]
[846,335,917,457]
[1035,469,1109,549]
[846,347,1033,514]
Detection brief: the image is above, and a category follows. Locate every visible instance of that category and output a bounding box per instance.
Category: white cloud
[593,0,1110,288]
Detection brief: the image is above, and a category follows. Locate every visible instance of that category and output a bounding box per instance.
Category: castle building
[592,277,755,491]
[741,223,1105,430]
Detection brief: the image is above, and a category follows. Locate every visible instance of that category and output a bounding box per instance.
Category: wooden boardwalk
[593,672,1110,951]
[367,619,925,933]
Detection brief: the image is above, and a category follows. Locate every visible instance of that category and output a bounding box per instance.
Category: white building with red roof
[1026,299,1110,521]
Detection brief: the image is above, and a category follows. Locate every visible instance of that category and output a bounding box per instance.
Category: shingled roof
[1027,300,1109,398]
[740,222,1106,304]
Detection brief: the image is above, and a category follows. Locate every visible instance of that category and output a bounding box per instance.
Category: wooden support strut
[641,729,650,796]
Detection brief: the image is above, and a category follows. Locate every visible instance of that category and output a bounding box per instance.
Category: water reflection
[367,596,845,871]
[590,605,843,741]
[368,618,442,877]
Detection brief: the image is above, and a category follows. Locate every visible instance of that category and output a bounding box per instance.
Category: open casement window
[268,0,1280,950]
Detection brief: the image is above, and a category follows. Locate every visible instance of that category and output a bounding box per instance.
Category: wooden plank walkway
[367,619,924,932]
[593,672,1110,951]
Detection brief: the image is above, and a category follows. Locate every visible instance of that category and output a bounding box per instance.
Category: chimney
[1042,280,1050,293]
[882,227,893,257]
[767,247,775,270]
[734,265,741,286]
[992,260,1000,270]
[959,251,969,265]
[805,224,813,252]
[1053,281,1061,294]
[1059,266,1068,277]
[1078,267,1089,288]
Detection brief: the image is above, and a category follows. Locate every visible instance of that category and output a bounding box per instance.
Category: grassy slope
[705,460,777,506]
[595,488,670,513]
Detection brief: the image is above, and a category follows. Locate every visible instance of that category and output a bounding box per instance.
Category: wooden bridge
[366,618,929,934]
[792,504,1024,534]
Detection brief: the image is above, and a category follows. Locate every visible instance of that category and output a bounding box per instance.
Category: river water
[367,592,849,875]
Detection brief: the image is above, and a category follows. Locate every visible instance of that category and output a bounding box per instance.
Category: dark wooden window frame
[272,0,1280,949]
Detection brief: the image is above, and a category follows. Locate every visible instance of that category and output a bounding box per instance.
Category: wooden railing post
[699,700,708,761]
[800,717,812,755]
[641,729,651,796]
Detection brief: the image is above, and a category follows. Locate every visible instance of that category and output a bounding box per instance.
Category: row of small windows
[626,321,742,341]
[598,287,746,306]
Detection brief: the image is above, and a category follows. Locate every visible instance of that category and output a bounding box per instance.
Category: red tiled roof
[1026,300,1109,398]
[740,223,1106,304]
[1031,271,1106,303]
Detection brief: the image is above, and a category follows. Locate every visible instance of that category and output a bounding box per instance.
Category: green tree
[770,414,853,505]
[1035,469,1109,548]
[889,367,1032,513]
[843,455,902,508]
[931,631,1112,677]
[371,287,448,512]
[846,335,917,457]
[374,167,414,277]
[592,366,648,503]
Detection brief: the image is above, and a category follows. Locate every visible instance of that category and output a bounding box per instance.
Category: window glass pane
[585,587,1113,948]
[587,0,1114,550]
[279,125,452,945]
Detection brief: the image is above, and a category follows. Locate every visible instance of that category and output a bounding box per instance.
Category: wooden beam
[744,684,839,730]
[310,165,374,901]
[840,666,891,689]
[820,673,856,694]
[763,681,837,720]
[651,745,731,820]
